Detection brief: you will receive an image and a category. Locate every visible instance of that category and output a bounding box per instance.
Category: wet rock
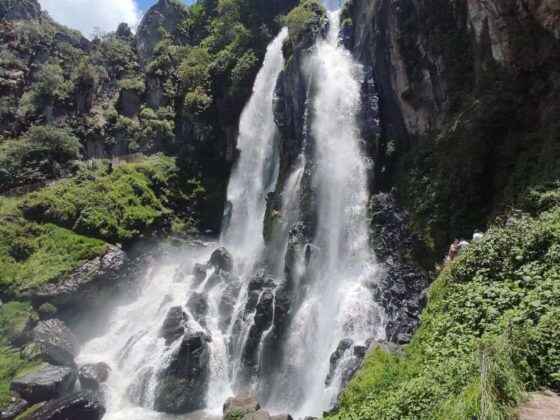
[369,193,429,344]
[26,390,105,420]
[208,247,234,272]
[240,290,274,383]
[193,263,207,284]
[0,397,29,419]
[78,363,111,391]
[242,410,271,420]
[223,394,260,419]
[159,306,187,345]
[26,246,127,310]
[187,292,208,327]
[325,338,353,386]
[271,415,293,420]
[32,319,79,367]
[219,281,241,331]
[10,364,77,403]
[153,330,210,413]
[126,367,153,406]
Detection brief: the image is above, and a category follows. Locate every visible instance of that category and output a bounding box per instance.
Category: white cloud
[38,0,141,38]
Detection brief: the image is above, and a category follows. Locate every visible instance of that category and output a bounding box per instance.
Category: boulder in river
[32,319,79,367]
[208,247,234,272]
[223,393,260,419]
[186,292,209,327]
[10,363,77,403]
[193,263,208,284]
[25,390,105,420]
[153,330,210,413]
[78,363,111,391]
[159,306,187,345]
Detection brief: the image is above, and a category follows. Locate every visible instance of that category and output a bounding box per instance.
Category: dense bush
[21,155,204,244]
[329,206,560,419]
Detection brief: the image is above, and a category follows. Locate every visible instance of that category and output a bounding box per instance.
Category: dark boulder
[187,293,208,327]
[159,306,187,345]
[240,290,274,384]
[193,263,207,284]
[0,397,29,419]
[10,364,77,403]
[208,247,234,272]
[369,193,429,344]
[26,391,105,420]
[219,281,241,331]
[223,394,260,419]
[78,363,111,391]
[153,330,210,413]
[325,338,354,386]
[32,320,79,367]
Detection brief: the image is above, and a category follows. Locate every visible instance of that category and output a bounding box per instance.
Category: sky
[38,0,194,39]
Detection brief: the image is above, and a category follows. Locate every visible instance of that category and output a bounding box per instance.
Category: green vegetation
[0,125,81,192]
[329,205,560,419]
[0,302,39,407]
[284,0,326,47]
[22,155,203,243]
[0,196,107,295]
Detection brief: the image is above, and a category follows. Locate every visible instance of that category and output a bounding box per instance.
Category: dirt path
[518,390,560,419]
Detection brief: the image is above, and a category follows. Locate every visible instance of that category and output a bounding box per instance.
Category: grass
[328,203,560,419]
[21,154,202,244]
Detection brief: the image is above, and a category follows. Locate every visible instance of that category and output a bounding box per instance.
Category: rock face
[153,330,210,413]
[0,397,29,419]
[369,193,429,344]
[223,394,292,420]
[78,363,111,391]
[208,247,234,273]
[26,246,127,310]
[10,364,77,403]
[32,319,79,367]
[26,390,105,420]
[135,0,189,64]
[0,0,41,21]
[159,306,187,345]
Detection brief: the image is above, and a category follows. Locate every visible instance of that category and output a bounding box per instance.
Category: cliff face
[344,0,560,254]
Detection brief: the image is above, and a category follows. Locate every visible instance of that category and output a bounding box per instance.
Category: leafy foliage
[21,155,204,244]
[329,206,560,419]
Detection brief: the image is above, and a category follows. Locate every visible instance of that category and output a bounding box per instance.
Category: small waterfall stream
[79,6,385,419]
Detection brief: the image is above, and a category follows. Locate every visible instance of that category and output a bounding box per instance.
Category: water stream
[79,6,385,419]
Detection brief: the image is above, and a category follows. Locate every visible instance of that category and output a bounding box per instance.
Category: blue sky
[39,0,195,39]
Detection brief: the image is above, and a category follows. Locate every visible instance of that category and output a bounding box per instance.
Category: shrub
[329,206,560,419]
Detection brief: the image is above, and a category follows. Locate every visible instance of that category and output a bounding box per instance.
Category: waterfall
[263,9,385,417]
[78,9,385,420]
[222,28,288,271]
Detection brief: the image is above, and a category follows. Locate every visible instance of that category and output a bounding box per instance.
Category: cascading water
[79,6,385,419]
[263,8,385,417]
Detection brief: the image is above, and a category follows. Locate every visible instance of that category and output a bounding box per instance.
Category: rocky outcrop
[153,329,210,413]
[159,306,187,345]
[26,391,105,420]
[10,364,77,403]
[26,246,127,309]
[223,394,292,420]
[369,193,429,344]
[0,0,41,21]
[208,247,234,273]
[32,319,79,367]
[78,363,111,391]
[135,0,189,65]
